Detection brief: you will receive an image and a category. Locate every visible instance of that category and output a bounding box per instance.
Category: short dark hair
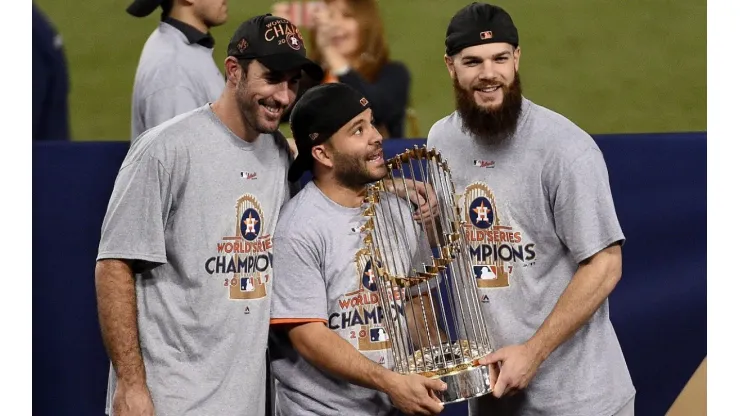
[238,58,254,74]
[225,58,253,82]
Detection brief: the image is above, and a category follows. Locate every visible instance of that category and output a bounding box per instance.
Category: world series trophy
[360,145,494,404]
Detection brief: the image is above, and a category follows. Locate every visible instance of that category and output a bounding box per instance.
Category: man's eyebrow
[347,119,364,131]
[461,51,511,61]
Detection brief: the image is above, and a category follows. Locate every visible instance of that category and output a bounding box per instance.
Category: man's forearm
[287,322,397,393]
[95,259,147,387]
[527,245,622,362]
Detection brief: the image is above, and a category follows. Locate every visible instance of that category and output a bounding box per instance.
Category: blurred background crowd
[32,0,706,142]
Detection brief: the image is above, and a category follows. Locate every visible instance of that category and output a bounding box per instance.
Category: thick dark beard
[332,148,387,189]
[454,72,523,145]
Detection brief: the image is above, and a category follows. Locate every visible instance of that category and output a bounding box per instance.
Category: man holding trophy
[427,2,636,416]
[269,83,448,416]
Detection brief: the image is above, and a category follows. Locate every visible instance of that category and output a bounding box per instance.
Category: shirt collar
[163,17,215,49]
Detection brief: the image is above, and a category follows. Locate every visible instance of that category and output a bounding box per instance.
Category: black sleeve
[338,62,411,129]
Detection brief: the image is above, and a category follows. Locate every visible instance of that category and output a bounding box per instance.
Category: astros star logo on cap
[286,33,301,50]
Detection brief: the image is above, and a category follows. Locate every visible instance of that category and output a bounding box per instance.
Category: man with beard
[268,83,447,416]
[95,14,323,416]
[427,3,636,416]
[127,0,230,140]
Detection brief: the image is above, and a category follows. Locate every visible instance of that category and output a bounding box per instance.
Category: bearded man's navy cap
[445,2,519,56]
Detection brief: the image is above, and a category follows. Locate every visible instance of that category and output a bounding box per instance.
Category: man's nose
[370,125,383,145]
[272,83,291,106]
[479,59,497,81]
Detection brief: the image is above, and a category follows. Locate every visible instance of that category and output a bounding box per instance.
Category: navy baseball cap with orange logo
[227,14,324,81]
[287,83,372,182]
[445,3,519,56]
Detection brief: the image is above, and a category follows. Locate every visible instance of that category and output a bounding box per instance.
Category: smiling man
[268,83,447,416]
[94,14,323,416]
[427,3,636,416]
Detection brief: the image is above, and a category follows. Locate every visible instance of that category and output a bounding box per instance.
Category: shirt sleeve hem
[269,318,328,325]
[572,234,626,264]
[96,252,168,264]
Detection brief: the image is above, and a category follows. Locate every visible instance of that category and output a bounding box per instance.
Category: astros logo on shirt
[460,182,536,289]
[203,193,273,301]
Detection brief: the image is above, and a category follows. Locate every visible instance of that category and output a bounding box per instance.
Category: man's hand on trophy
[486,356,501,394]
[384,373,447,415]
[407,181,439,225]
[382,178,440,225]
[478,343,544,398]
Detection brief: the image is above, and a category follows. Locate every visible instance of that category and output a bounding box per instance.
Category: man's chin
[371,169,388,182]
[475,100,503,111]
[362,167,388,184]
[256,119,281,134]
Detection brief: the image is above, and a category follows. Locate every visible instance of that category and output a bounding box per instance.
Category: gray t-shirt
[427,98,635,416]
[97,104,293,416]
[131,22,225,140]
[269,181,434,416]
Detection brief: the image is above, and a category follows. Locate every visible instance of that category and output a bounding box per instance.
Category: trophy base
[431,363,492,405]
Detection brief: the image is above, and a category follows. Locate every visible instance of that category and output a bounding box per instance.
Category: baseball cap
[126,0,164,17]
[287,83,372,182]
[227,14,324,81]
[445,2,519,56]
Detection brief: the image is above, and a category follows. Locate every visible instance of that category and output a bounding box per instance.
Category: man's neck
[210,94,261,143]
[168,8,208,33]
[314,176,367,208]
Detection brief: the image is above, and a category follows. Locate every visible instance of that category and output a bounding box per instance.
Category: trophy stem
[393,161,436,371]
[437,161,493,353]
[368,199,417,373]
[404,156,449,369]
[427,158,471,363]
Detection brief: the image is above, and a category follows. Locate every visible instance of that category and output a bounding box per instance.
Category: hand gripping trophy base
[432,363,492,404]
[410,340,492,404]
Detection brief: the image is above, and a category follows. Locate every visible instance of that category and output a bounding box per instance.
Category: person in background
[280,0,412,139]
[126,0,228,140]
[33,3,71,141]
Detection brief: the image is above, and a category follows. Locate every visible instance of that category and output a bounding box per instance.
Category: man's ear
[312,144,333,170]
[513,46,521,72]
[224,57,243,86]
[444,54,456,80]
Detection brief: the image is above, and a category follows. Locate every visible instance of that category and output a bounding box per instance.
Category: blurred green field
[35,0,706,141]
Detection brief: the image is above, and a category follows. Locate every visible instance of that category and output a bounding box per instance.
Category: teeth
[263,105,280,113]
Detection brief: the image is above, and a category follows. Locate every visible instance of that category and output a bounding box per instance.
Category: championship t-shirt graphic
[204,193,273,300]
[329,248,401,360]
[459,182,536,288]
